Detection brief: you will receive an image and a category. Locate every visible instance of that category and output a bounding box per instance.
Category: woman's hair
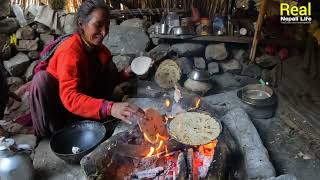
[76,0,110,29]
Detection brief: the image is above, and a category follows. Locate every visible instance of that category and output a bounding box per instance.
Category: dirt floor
[27,94,320,180]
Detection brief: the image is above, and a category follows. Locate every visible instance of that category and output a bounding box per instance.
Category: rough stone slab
[170,43,205,57]
[147,44,170,62]
[256,54,280,68]
[62,14,76,34]
[136,80,167,98]
[24,60,39,81]
[34,23,51,34]
[176,57,193,75]
[112,55,132,72]
[242,63,262,78]
[206,43,228,61]
[220,59,242,74]
[0,17,19,34]
[194,57,206,69]
[151,37,160,45]
[214,73,242,91]
[13,134,37,149]
[16,38,39,51]
[0,34,10,59]
[120,18,146,28]
[7,77,24,92]
[103,25,150,56]
[0,0,10,17]
[204,89,274,119]
[232,49,247,60]
[222,108,276,179]
[40,34,54,47]
[16,26,35,40]
[34,139,85,180]
[3,52,30,76]
[261,69,272,84]
[264,174,297,180]
[27,51,40,60]
[208,62,219,75]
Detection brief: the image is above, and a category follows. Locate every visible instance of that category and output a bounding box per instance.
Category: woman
[30,0,145,137]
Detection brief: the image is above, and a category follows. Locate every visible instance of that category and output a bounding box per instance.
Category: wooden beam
[249,0,268,62]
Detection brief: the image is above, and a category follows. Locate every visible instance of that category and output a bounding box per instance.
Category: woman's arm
[56,52,105,119]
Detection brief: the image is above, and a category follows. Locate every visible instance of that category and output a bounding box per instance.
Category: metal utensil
[170,26,195,35]
[50,121,106,164]
[237,84,277,107]
[188,69,211,81]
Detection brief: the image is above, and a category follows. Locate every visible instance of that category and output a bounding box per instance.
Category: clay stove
[81,97,234,180]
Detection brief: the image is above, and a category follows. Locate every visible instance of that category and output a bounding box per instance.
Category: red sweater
[46,33,112,119]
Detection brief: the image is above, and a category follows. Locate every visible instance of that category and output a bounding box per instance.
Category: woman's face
[82,8,110,46]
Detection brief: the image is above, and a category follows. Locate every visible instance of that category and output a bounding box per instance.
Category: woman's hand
[111,102,145,124]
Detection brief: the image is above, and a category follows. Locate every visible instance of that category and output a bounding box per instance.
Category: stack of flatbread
[155,60,181,89]
[168,112,221,145]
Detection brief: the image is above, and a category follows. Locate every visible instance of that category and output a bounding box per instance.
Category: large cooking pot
[50,121,106,164]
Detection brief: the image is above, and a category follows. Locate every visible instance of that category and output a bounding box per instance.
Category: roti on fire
[168,112,221,145]
[138,108,169,144]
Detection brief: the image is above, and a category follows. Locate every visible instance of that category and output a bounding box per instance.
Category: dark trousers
[30,71,71,137]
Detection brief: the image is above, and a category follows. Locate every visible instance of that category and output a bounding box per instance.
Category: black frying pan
[50,120,106,164]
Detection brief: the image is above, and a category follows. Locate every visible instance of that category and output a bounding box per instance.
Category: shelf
[149,34,253,44]
[149,34,306,48]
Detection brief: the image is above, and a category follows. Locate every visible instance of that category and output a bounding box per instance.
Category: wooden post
[249,0,268,62]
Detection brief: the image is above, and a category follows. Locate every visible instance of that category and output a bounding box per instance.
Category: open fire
[133,97,219,179]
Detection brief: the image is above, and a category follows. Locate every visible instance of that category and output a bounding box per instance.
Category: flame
[146,147,155,157]
[144,133,169,144]
[156,140,164,151]
[199,140,218,157]
[143,133,158,144]
[195,97,201,109]
[143,133,169,157]
[165,98,171,109]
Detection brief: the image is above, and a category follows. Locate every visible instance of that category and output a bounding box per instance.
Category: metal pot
[170,26,195,35]
[237,84,276,107]
[188,69,211,82]
[0,138,34,180]
[237,84,277,119]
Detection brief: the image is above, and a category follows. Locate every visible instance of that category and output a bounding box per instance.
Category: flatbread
[168,112,221,145]
[138,108,169,144]
[155,59,181,89]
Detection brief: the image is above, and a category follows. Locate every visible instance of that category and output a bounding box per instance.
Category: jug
[0,138,34,180]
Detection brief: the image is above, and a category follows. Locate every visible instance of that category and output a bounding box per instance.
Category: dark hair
[76,0,110,29]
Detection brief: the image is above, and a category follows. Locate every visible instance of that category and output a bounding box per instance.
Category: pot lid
[0,138,15,151]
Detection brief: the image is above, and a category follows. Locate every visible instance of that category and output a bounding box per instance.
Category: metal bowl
[50,121,106,164]
[188,69,211,82]
[170,26,195,35]
[237,84,277,107]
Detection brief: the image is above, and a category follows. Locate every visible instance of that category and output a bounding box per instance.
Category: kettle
[0,137,34,180]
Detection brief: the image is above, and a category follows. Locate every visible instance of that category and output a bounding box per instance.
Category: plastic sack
[12,4,27,27]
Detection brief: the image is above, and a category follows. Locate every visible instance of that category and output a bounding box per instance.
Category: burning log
[176,152,187,180]
[132,167,164,179]
[187,148,198,180]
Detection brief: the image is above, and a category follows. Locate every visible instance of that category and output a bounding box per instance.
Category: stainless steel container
[160,24,168,34]
[0,138,34,180]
